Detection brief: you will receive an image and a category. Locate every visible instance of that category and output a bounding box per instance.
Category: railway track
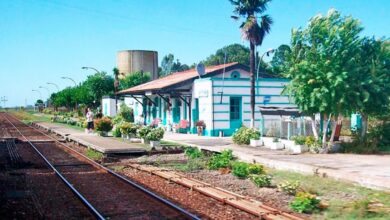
[0,112,200,220]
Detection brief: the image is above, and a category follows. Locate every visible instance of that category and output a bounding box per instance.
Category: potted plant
[290,136,308,154]
[138,126,153,144]
[195,120,206,136]
[232,127,261,146]
[265,137,284,150]
[146,127,165,149]
[94,117,113,137]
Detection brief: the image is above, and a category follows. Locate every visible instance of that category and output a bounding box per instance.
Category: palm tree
[230,0,273,128]
[113,67,120,111]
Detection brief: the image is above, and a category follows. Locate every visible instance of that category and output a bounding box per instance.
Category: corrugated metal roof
[117,62,239,94]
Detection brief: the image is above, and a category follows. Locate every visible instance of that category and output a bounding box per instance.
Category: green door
[172,99,181,123]
[230,97,242,131]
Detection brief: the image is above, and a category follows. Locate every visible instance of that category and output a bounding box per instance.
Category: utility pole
[1,96,8,109]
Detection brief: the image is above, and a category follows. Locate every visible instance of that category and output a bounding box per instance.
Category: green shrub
[94,117,113,133]
[118,103,134,122]
[146,127,165,141]
[232,162,265,179]
[112,115,124,125]
[247,164,265,175]
[278,181,300,195]
[207,149,234,170]
[232,162,250,179]
[112,126,122,137]
[250,174,272,187]
[185,147,203,159]
[292,136,306,145]
[289,192,321,213]
[119,122,138,136]
[232,127,261,145]
[138,126,153,139]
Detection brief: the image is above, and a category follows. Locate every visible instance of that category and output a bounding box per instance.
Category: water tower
[117,50,158,80]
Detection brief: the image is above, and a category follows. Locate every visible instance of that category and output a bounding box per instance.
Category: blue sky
[0,0,389,106]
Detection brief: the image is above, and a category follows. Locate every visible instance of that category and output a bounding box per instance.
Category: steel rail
[1,113,105,220]
[3,113,201,220]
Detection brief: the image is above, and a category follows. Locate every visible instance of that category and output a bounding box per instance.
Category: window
[230,97,240,120]
[231,71,240,79]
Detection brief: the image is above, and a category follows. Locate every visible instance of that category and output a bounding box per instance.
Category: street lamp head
[81,67,88,70]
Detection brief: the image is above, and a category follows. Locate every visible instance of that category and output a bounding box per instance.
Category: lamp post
[82,66,103,110]
[82,66,100,74]
[256,49,276,96]
[47,82,60,92]
[39,86,51,107]
[61,76,77,87]
[32,89,42,100]
[61,76,77,111]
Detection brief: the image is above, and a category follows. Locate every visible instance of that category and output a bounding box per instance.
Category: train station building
[108,62,295,137]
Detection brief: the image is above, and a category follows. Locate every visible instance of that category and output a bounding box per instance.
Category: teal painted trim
[214,111,230,113]
[213,119,230,122]
[204,128,238,137]
[214,103,229,105]
[243,102,293,105]
[243,111,261,113]
[213,94,289,97]
[213,85,285,88]
[212,78,290,82]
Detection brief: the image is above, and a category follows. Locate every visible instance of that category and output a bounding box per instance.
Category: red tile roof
[117,62,240,94]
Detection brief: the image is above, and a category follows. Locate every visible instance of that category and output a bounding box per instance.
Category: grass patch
[269,169,390,219]
[160,140,190,147]
[85,148,103,161]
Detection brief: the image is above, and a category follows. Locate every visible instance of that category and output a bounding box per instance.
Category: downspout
[211,80,215,136]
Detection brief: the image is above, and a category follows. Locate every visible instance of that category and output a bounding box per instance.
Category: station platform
[33,122,146,154]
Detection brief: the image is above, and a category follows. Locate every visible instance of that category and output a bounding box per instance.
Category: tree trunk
[249,41,255,128]
[360,113,368,138]
[322,113,332,148]
[310,115,319,140]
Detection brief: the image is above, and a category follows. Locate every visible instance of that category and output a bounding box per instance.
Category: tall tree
[230,0,273,128]
[119,71,151,90]
[159,54,189,77]
[203,43,250,66]
[284,9,390,147]
[270,44,291,75]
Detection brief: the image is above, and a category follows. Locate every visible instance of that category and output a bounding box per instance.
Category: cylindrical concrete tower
[117,50,158,80]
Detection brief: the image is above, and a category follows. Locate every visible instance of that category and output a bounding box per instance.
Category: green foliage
[159,54,189,77]
[119,71,150,90]
[51,72,115,109]
[185,147,203,159]
[146,127,165,141]
[203,44,250,66]
[247,163,265,175]
[289,192,322,213]
[232,161,250,179]
[119,122,138,136]
[284,9,390,136]
[250,174,272,187]
[94,117,113,133]
[292,136,306,145]
[118,103,134,122]
[277,181,300,195]
[207,149,234,170]
[112,115,124,125]
[232,162,265,179]
[138,126,153,139]
[232,126,261,145]
[112,126,122,137]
